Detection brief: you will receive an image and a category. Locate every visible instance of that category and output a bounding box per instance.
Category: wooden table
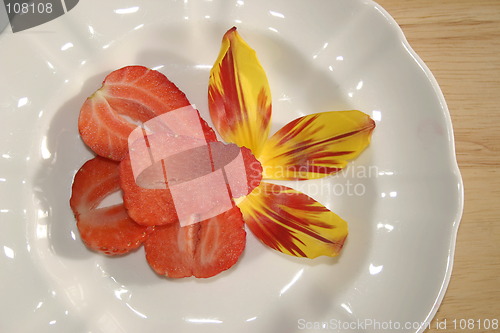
[376,0,500,332]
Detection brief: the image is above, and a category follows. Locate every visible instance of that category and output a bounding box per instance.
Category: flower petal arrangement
[209,27,375,259]
[70,27,375,278]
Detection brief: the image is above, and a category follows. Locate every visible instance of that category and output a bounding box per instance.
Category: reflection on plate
[0,0,463,332]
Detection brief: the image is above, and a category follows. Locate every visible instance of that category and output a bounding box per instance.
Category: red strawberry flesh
[119,155,179,226]
[144,206,246,278]
[78,65,216,161]
[241,146,263,194]
[70,156,153,255]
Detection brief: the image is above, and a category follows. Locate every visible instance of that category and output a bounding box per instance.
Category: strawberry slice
[144,206,246,278]
[241,146,263,193]
[70,156,153,255]
[78,65,215,161]
[119,154,178,226]
[119,141,262,227]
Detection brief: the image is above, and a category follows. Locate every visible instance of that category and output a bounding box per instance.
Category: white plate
[0,0,463,332]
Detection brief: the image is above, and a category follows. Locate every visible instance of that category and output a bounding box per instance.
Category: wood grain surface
[375,0,500,332]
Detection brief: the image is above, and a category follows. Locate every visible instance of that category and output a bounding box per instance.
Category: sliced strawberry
[119,140,262,227]
[119,155,179,226]
[78,65,216,161]
[241,146,263,194]
[144,206,246,278]
[70,156,153,255]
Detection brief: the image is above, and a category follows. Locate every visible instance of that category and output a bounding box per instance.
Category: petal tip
[225,26,238,36]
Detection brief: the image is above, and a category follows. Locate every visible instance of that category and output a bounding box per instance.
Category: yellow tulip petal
[259,111,375,180]
[237,182,348,258]
[208,27,272,156]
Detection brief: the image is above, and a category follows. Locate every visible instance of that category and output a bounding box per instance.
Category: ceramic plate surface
[0,0,463,332]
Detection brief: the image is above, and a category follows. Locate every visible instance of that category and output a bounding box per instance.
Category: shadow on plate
[33,71,109,261]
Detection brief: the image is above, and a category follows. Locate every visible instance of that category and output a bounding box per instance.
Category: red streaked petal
[259,111,375,180]
[208,27,272,156]
[237,182,348,258]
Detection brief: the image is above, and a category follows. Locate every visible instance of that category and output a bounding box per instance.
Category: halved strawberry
[70,156,153,255]
[144,206,246,278]
[78,65,216,161]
